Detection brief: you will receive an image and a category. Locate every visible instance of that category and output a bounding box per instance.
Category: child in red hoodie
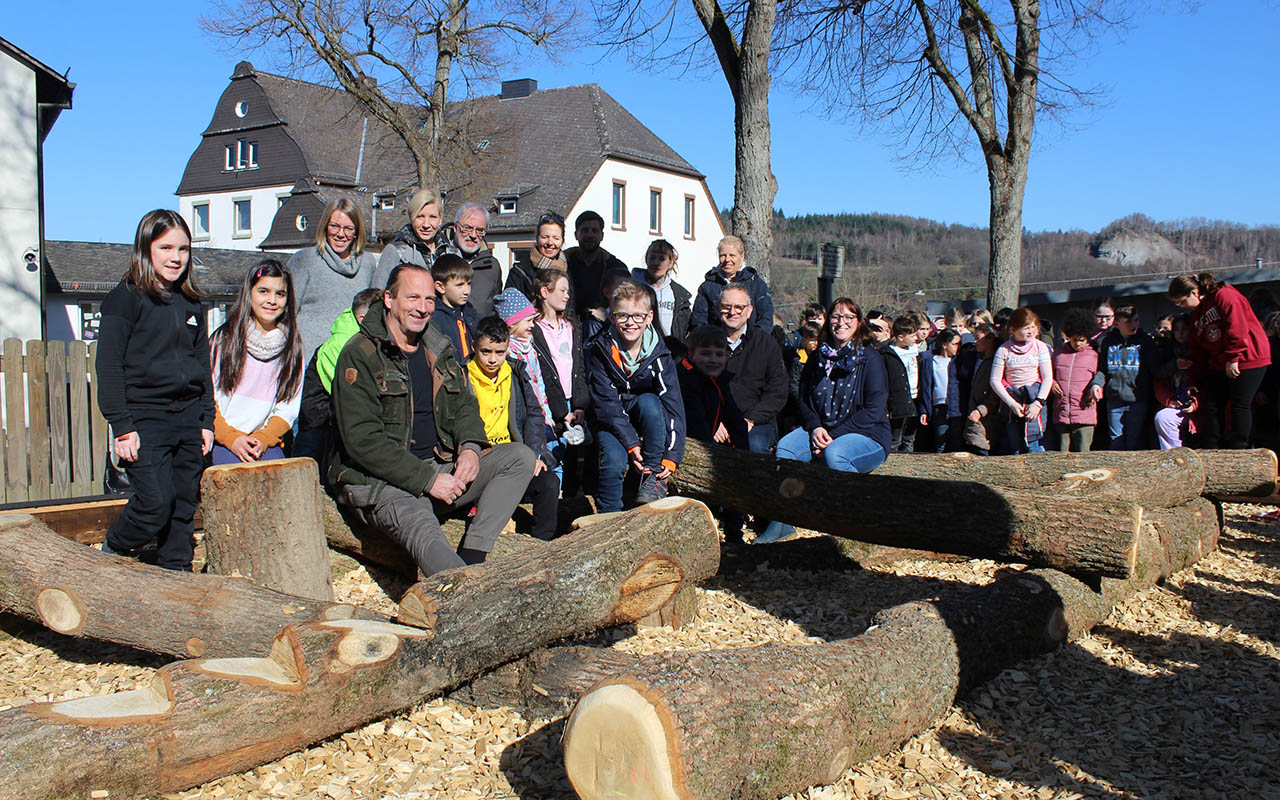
[1169,273,1271,448]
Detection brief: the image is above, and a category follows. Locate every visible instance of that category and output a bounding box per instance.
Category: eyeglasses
[719,303,750,315]
[612,312,649,324]
[831,314,859,324]
[458,224,487,237]
[327,223,356,235]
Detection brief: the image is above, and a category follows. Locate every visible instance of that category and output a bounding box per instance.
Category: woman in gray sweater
[287,199,378,359]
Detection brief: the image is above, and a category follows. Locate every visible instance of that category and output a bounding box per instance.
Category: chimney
[500,78,538,100]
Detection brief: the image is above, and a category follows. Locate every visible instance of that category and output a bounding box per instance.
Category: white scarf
[246,326,287,361]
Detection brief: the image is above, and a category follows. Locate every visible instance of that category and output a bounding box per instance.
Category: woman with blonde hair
[287,197,377,358]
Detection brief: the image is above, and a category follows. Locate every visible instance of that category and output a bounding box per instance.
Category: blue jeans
[1106,401,1148,451]
[747,421,777,455]
[755,427,888,543]
[595,393,667,513]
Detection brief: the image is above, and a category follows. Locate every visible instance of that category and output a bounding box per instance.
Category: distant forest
[761,211,1280,319]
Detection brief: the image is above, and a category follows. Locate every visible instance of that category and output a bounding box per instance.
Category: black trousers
[106,407,205,571]
[524,467,562,540]
[1197,365,1267,449]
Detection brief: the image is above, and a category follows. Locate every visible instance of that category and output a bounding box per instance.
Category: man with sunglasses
[719,285,787,454]
[584,280,686,511]
[439,202,503,317]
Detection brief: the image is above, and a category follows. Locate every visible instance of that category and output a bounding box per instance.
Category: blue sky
[8,0,1278,244]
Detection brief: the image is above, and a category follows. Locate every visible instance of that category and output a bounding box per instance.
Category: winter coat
[431,301,478,362]
[563,246,630,322]
[878,341,917,420]
[1051,344,1100,426]
[585,328,686,471]
[1187,283,1271,373]
[725,325,789,428]
[690,265,775,334]
[437,223,503,318]
[372,225,440,293]
[328,304,487,503]
[505,251,569,305]
[963,356,1000,452]
[631,269,693,352]
[502,358,554,466]
[795,342,892,459]
[677,360,749,448]
[916,351,961,420]
[1089,327,1164,406]
[531,319,590,435]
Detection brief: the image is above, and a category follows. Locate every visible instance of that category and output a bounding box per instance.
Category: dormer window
[223,139,260,171]
[497,196,517,215]
[380,196,396,211]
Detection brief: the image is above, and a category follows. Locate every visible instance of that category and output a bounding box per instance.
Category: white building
[175,65,725,293]
[0,36,73,341]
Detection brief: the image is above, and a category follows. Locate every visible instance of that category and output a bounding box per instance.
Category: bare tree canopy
[203,0,574,192]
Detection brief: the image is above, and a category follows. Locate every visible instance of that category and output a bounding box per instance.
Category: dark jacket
[725,325,788,428]
[585,328,686,469]
[505,251,568,305]
[631,269,693,353]
[1089,327,1165,405]
[531,319,590,435]
[299,346,330,430]
[677,360,749,448]
[96,281,215,434]
[505,358,555,466]
[795,342,892,459]
[963,356,1000,452]
[916,350,961,420]
[564,246,629,323]
[690,265,774,334]
[431,301,478,362]
[328,305,487,503]
[439,223,502,318]
[878,341,917,420]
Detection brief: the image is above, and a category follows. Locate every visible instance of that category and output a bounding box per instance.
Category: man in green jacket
[329,262,534,575]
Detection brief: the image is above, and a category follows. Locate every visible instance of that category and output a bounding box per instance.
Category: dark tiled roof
[44,241,267,298]
[234,66,703,236]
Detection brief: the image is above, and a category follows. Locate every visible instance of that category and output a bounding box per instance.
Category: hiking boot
[635,472,668,505]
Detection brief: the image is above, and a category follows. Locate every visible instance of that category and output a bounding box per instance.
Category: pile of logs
[0,446,1272,800]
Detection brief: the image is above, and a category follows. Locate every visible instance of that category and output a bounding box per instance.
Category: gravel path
[0,503,1276,800]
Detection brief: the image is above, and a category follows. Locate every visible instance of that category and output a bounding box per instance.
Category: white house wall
[180,185,292,251]
[0,50,45,341]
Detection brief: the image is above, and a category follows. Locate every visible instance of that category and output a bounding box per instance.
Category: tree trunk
[200,458,332,601]
[562,497,1218,800]
[872,447,1274,502]
[672,441,1143,578]
[0,497,721,800]
[731,0,778,280]
[986,156,1027,311]
[0,514,381,659]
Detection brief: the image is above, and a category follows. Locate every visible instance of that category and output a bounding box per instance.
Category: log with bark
[562,497,1219,800]
[200,458,333,600]
[871,446,1275,501]
[0,497,721,800]
[672,440,1144,578]
[0,514,382,658]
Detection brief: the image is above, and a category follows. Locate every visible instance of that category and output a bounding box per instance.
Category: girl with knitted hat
[210,261,305,465]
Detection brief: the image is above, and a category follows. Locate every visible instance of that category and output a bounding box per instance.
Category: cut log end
[38,674,173,725]
[607,556,685,625]
[396,589,439,633]
[564,682,681,800]
[35,587,84,634]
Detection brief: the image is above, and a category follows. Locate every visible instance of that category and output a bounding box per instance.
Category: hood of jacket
[329,308,361,338]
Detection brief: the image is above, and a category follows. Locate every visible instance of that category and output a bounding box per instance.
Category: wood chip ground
[2,503,1277,799]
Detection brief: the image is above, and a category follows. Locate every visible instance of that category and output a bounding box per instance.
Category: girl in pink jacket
[1049,308,1102,452]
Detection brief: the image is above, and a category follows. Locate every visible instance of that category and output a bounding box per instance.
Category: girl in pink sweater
[990,307,1053,453]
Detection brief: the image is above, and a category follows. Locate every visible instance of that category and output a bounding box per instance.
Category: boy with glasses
[585,280,686,511]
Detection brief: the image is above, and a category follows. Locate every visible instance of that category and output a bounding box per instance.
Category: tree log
[672,441,1142,578]
[200,458,333,600]
[562,497,1219,800]
[870,446,1274,501]
[449,644,638,719]
[0,514,382,658]
[0,497,721,800]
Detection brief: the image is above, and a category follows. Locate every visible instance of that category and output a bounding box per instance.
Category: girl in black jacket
[96,210,215,570]
[632,239,692,357]
[532,268,592,490]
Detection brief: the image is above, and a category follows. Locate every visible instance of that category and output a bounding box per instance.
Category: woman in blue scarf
[754,298,891,543]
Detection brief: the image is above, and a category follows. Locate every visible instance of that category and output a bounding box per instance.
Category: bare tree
[203,0,570,192]
[598,0,781,280]
[784,0,1123,310]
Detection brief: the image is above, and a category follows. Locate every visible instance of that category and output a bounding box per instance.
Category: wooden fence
[0,338,109,504]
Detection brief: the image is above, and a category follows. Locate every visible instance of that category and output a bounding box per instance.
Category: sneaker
[635,472,668,505]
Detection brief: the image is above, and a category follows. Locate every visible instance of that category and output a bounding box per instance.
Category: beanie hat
[408,188,440,220]
[493,288,536,326]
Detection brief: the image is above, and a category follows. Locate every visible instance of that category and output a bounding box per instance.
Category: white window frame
[683,194,696,240]
[379,196,396,211]
[246,140,259,169]
[232,196,252,239]
[611,180,626,230]
[649,187,662,234]
[192,202,210,242]
[224,145,235,171]
[497,197,517,215]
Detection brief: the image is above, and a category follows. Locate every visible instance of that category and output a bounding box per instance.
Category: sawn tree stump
[201,458,332,600]
[562,497,1220,800]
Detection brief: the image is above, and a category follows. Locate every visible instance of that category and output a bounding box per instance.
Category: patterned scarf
[246,325,288,362]
[508,336,554,427]
[813,341,863,426]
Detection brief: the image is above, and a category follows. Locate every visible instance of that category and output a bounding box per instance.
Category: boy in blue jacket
[586,280,686,511]
[431,254,478,361]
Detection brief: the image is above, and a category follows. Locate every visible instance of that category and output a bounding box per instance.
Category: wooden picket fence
[0,338,109,504]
